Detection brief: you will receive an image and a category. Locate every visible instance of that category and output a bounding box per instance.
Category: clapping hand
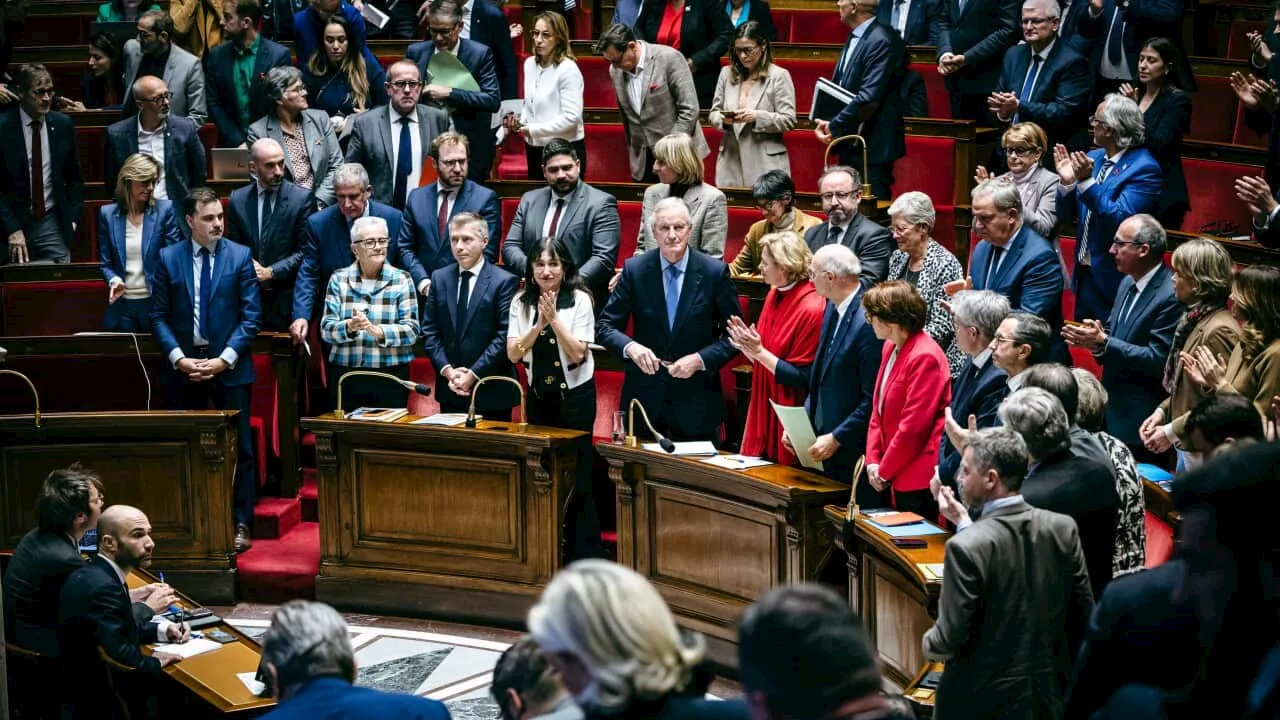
[944,407,978,452]
[1053,144,1093,185]
[1230,71,1279,112]
[1118,82,1140,102]
[1234,175,1279,217]
[943,276,973,297]
[537,291,558,327]
[974,165,992,184]
[987,91,1018,119]
[1248,30,1273,62]
[725,316,763,356]
[1180,346,1229,390]
[936,485,969,526]
[1061,318,1106,349]
[348,308,373,335]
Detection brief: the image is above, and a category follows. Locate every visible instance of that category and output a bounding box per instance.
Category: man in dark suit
[937,290,1011,489]
[989,0,1090,149]
[397,132,501,301]
[225,138,310,330]
[1062,214,1181,455]
[769,245,882,504]
[205,0,293,149]
[1055,93,1162,321]
[105,75,207,234]
[804,166,895,288]
[152,188,262,553]
[407,0,502,183]
[816,0,905,200]
[290,163,405,344]
[925,426,1094,720]
[877,0,939,44]
[57,505,190,717]
[1076,0,1181,97]
[420,211,520,417]
[1,64,84,265]
[598,197,743,441]
[409,0,519,100]
[344,60,451,209]
[931,0,1021,122]
[502,139,621,305]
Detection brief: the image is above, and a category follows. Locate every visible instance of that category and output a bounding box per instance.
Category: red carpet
[237,521,320,603]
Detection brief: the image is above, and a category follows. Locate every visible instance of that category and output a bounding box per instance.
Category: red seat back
[782,58,831,116]
[1144,510,1175,567]
[580,57,616,108]
[892,135,958,205]
[909,62,949,118]
[1180,157,1261,235]
[1189,77,1240,143]
[1,280,103,336]
[408,357,443,416]
[725,207,759,263]
[1226,19,1269,61]
[786,10,849,43]
[584,124,635,183]
[618,201,641,261]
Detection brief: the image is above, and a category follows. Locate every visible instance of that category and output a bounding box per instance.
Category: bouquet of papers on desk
[345,407,409,422]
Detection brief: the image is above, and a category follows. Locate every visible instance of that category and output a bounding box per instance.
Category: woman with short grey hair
[998,387,1071,462]
[1073,368,1145,577]
[885,191,964,374]
[248,65,344,208]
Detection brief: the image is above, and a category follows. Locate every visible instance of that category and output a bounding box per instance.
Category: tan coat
[170,0,222,58]
[707,63,797,189]
[609,42,709,182]
[729,209,824,278]
[1157,308,1240,441]
[1175,336,1280,437]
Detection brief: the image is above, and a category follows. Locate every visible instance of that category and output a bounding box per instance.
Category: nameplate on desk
[643,441,718,456]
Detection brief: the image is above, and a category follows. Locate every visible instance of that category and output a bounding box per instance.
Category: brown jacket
[1184,337,1280,433]
[1158,308,1240,441]
[728,209,824,278]
[170,0,222,58]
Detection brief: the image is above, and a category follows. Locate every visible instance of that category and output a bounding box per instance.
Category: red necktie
[437,190,452,241]
[30,119,45,220]
[548,199,565,238]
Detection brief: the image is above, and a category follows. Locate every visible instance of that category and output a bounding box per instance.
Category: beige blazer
[636,182,728,258]
[1173,336,1280,438]
[707,64,797,189]
[609,42,710,182]
[1156,308,1240,441]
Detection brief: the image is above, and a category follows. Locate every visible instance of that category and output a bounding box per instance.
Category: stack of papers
[865,518,948,537]
[918,563,945,581]
[346,407,408,422]
[411,413,470,426]
[701,454,773,470]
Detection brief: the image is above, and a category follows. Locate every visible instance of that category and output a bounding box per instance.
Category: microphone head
[413,383,432,396]
[658,436,676,453]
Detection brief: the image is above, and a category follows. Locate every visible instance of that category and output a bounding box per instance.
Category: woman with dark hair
[58,32,125,112]
[504,12,586,180]
[248,65,344,208]
[303,16,388,136]
[1120,37,1193,230]
[95,0,159,22]
[729,170,823,277]
[637,0,734,108]
[708,21,796,188]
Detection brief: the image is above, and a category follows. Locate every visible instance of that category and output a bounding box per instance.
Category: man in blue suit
[965,178,1068,362]
[420,212,520,417]
[151,187,262,553]
[1062,214,1180,457]
[936,289,1010,490]
[413,0,520,99]
[407,0,502,183]
[989,0,1090,150]
[598,197,743,442]
[290,163,405,345]
[260,600,451,720]
[777,245,883,505]
[930,0,1021,122]
[1055,93,1162,322]
[205,0,293,148]
[1076,0,1181,96]
[397,131,501,301]
[877,0,939,45]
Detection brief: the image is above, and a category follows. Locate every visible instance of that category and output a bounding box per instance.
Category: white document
[701,454,773,470]
[492,98,525,130]
[237,671,266,695]
[150,637,223,659]
[770,401,824,471]
[361,2,390,28]
[642,441,718,456]
[411,413,471,426]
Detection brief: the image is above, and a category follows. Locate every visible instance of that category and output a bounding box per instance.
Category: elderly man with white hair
[885,191,964,373]
[988,0,1090,148]
[936,289,1011,490]
[319,214,420,410]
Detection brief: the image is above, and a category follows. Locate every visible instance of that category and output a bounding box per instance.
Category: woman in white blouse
[98,152,183,331]
[503,12,586,181]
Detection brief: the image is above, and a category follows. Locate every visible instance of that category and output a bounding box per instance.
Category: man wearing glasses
[803,165,894,288]
[122,10,208,125]
[1,63,84,264]
[346,60,451,209]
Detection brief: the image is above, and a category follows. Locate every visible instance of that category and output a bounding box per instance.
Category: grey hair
[971,178,1023,213]
[818,164,861,190]
[1096,93,1146,149]
[262,600,356,690]
[427,0,463,24]
[265,65,304,103]
[449,210,490,241]
[349,215,388,244]
[998,387,1071,460]
[651,196,692,229]
[887,191,936,231]
[528,560,705,714]
[1072,367,1109,433]
[950,290,1010,344]
[813,244,861,279]
[965,427,1031,493]
[332,163,371,190]
[1022,0,1060,19]
[1127,213,1167,255]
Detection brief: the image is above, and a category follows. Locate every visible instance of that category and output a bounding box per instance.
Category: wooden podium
[0,411,241,605]
[596,444,848,668]
[302,414,587,625]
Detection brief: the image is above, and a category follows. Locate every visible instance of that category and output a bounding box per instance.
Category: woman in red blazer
[864,281,953,517]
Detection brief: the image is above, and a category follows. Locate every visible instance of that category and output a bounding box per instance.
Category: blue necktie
[1014,53,1042,123]
[199,247,212,341]
[890,0,904,32]
[665,264,681,330]
[1077,160,1115,264]
[1106,8,1124,65]
[392,116,413,210]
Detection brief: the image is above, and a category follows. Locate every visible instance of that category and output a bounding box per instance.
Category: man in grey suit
[121,10,207,126]
[595,23,709,183]
[345,60,451,210]
[803,166,894,288]
[924,425,1094,720]
[502,139,621,306]
[104,76,208,235]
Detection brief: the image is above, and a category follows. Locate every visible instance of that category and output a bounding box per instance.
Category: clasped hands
[442,365,478,395]
[176,357,227,382]
[625,342,702,378]
[346,309,386,342]
[501,113,531,140]
[1061,318,1107,350]
[937,52,966,77]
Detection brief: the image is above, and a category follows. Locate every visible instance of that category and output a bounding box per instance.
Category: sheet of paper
[701,454,773,470]
[866,520,948,537]
[918,563,945,581]
[493,98,524,129]
[237,671,266,696]
[150,637,223,659]
[770,401,823,471]
[411,413,470,426]
[642,441,717,456]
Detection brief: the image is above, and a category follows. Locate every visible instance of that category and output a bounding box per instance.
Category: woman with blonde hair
[527,560,714,720]
[974,122,1060,264]
[884,191,964,374]
[726,231,825,464]
[636,133,728,258]
[708,21,796,188]
[505,11,587,180]
[98,153,183,331]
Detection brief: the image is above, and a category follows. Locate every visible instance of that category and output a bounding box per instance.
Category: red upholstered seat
[703,127,724,185]
[408,357,443,416]
[726,207,759,262]
[618,201,641,261]
[786,10,849,44]
[76,125,106,184]
[909,62,949,118]
[1,280,103,336]
[1190,77,1240,143]
[579,57,617,108]
[892,135,958,250]
[593,369,624,440]
[785,130,829,194]
[584,124,636,183]
[1144,510,1174,567]
[1179,157,1261,235]
[783,59,831,116]
[1233,107,1270,147]
[770,10,795,42]
[251,354,275,488]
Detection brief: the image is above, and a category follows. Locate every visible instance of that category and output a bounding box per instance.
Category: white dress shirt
[168,239,240,370]
[19,108,54,213]
[624,42,649,112]
[955,494,1025,531]
[458,0,474,39]
[388,105,425,189]
[520,56,586,144]
[138,119,168,199]
[457,257,484,308]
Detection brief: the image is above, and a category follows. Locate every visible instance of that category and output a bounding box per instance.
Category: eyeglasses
[1110,239,1146,247]
[437,157,467,167]
[388,80,422,91]
[1003,146,1039,158]
[140,91,173,103]
[991,334,1016,346]
[820,191,856,202]
[754,199,780,210]
[734,45,761,56]
[427,25,457,37]
[355,237,390,248]
[889,223,916,235]
[285,85,306,96]
[29,88,55,98]
[1020,16,1052,25]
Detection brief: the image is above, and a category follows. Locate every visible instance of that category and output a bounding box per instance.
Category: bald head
[98,505,155,570]
[133,75,170,127]
[810,244,861,304]
[251,137,287,191]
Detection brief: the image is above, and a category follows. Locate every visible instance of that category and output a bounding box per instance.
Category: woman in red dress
[726,231,826,464]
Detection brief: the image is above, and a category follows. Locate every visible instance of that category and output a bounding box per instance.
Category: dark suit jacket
[469,0,520,100]
[970,223,1067,361]
[1142,88,1191,221]
[638,0,734,107]
[98,199,184,327]
[597,250,743,440]
[396,181,501,289]
[930,0,1021,94]
[777,293,883,478]
[204,35,293,148]
[57,556,164,680]
[938,355,1007,489]
[419,261,519,415]
[804,214,895,288]
[406,38,502,183]
[1099,265,1181,445]
[226,180,311,329]
[829,19,906,167]
[151,238,263,387]
[105,114,207,232]
[1078,0,1183,80]
[1023,449,1120,598]
[502,182,621,294]
[877,0,939,45]
[261,677,451,720]
[3,528,85,657]
[0,109,85,243]
[293,201,405,321]
[344,104,452,206]
[292,2,378,68]
[735,0,778,41]
[993,40,1091,147]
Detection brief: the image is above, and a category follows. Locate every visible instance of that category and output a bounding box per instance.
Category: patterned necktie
[1077,160,1115,265]
[665,264,681,330]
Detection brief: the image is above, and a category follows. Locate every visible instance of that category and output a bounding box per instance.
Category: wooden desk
[824,505,949,689]
[302,414,586,625]
[596,444,847,668]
